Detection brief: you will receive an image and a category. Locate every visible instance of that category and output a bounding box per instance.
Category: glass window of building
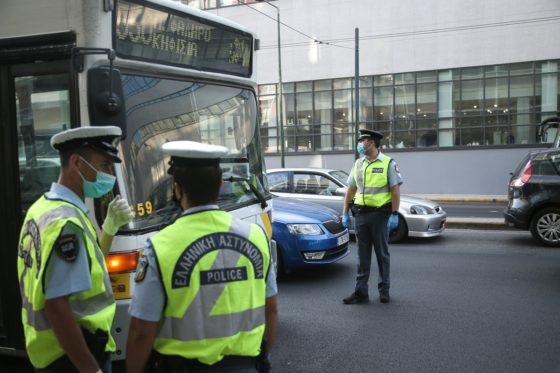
[258,59,558,154]
[314,79,332,91]
[485,64,508,78]
[395,84,416,119]
[285,93,295,126]
[296,92,312,125]
[416,71,437,83]
[333,78,352,90]
[374,86,393,121]
[374,75,393,86]
[334,89,352,123]
[510,62,534,76]
[461,67,484,79]
[394,72,415,85]
[360,76,373,87]
[360,87,373,122]
[296,81,313,92]
[314,91,332,124]
[259,84,276,96]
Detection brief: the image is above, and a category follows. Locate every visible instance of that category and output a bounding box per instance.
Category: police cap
[162,141,229,169]
[358,129,384,141]
[50,126,122,163]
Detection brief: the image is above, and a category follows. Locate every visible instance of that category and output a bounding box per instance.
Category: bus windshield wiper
[225,176,268,209]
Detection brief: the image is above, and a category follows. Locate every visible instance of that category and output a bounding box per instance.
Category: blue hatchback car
[272,196,350,274]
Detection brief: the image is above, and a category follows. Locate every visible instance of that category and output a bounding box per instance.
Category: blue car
[272,196,350,274]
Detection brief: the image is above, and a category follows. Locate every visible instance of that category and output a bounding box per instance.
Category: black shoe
[343,292,369,304]
[379,292,390,303]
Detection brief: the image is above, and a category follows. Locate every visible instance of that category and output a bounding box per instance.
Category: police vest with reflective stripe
[353,155,392,207]
[150,209,270,366]
[17,196,116,368]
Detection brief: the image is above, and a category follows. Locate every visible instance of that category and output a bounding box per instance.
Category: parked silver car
[266,168,447,242]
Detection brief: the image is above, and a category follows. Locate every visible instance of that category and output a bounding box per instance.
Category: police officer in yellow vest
[342,129,403,305]
[126,140,278,373]
[17,126,134,372]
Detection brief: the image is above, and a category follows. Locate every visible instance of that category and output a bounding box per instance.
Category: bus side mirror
[88,67,127,140]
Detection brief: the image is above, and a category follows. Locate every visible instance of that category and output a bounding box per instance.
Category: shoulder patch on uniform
[55,234,79,262]
[134,255,149,282]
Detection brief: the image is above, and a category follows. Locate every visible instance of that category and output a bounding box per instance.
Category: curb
[409,195,509,203]
[445,218,512,230]
[432,197,509,203]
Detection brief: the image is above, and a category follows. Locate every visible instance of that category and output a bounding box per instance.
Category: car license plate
[110,273,131,300]
[337,233,349,246]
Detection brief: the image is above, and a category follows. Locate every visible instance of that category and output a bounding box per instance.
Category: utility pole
[354,27,360,159]
[256,0,284,167]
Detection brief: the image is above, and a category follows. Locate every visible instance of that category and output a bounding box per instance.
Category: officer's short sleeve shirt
[44,183,93,300]
[129,206,278,322]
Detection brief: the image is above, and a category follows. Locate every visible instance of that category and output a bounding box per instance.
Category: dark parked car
[504,147,560,246]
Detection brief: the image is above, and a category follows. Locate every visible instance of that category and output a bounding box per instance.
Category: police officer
[126,140,278,373]
[17,126,133,372]
[342,129,403,304]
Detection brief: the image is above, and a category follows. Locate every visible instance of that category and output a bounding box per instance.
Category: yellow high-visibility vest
[150,209,270,366]
[17,196,115,368]
[353,155,392,207]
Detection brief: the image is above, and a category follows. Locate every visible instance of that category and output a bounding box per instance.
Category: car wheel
[389,214,408,243]
[530,207,560,247]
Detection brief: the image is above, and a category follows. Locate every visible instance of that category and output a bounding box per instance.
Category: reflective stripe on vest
[151,210,270,365]
[17,198,115,368]
[354,155,392,207]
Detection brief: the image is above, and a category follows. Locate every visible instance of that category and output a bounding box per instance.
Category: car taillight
[510,161,532,187]
[106,251,139,274]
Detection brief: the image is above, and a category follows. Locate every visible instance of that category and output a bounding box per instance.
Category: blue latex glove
[342,212,350,229]
[387,213,399,232]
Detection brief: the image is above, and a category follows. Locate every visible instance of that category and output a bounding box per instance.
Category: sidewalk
[410,194,512,230]
[410,194,509,203]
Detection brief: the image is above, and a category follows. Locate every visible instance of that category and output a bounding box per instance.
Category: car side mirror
[335,187,347,196]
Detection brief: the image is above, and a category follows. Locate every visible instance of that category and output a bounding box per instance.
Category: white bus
[0,0,273,362]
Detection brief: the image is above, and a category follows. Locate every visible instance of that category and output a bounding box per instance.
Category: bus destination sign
[114,0,252,77]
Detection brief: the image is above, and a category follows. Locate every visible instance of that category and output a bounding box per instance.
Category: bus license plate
[337,233,350,246]
[110,273,131,300]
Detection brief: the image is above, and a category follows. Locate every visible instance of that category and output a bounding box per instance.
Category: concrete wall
[263,146,546,197]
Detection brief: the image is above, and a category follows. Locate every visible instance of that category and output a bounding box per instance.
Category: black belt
[150,352,256,373]
[351,203,391,215]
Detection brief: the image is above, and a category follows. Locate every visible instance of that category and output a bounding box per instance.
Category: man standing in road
[17,126,133,372]
[342,129,403,304]
[126,140,278,373]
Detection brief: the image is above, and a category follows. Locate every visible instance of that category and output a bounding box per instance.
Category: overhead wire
[237,0,353,50]
[233,2,560,52]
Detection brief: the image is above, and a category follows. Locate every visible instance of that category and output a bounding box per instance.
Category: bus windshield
[117,73,267,232]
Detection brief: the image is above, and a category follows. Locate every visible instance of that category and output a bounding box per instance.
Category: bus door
[0,53,76,353]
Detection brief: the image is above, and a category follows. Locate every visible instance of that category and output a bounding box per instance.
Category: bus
[0,0,274,361]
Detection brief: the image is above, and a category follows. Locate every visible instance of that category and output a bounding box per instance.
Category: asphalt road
[4,229,559,373]
[272,229,560,373]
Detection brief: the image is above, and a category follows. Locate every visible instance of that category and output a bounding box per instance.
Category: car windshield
[116,74,268,232]
[329,170,349,186]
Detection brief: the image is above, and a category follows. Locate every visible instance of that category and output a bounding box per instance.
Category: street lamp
[256,0,285,167]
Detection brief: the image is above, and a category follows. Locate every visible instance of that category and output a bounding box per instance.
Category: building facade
[186,0,560,198]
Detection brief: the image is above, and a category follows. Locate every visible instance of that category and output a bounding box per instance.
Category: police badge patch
[55,234,78,262]
[134,255,149,282]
